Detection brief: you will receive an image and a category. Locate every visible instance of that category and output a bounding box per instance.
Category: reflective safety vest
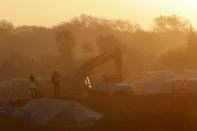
[28,80,37,89]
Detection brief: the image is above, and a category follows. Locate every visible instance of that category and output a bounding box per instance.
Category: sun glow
[1,0,197,29]
[176,0,197,12]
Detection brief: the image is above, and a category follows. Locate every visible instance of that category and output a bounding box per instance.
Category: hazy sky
[0,0,197,29]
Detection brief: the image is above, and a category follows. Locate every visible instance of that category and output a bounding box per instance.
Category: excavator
[69,47,131,95]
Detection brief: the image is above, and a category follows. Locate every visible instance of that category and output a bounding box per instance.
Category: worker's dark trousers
[54,82,60,97]
[30,88,36,98]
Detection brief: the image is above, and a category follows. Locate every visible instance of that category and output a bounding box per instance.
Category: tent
[0,79,29,98]
[0,105,30,119]
[0,96,10,105]
[132,71,176,94]
[22,98,103,127]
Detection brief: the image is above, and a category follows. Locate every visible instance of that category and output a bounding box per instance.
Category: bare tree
[0,19,14,34]
[153,15,191,32]
[96,34,123,52]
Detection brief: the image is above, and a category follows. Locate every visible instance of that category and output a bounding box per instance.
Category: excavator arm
[74,47,123,89]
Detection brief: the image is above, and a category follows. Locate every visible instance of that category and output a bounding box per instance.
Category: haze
[2,1,197,130]
[1,0,197,29]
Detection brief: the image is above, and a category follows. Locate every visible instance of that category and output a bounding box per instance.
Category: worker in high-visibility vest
[28,74,38,98]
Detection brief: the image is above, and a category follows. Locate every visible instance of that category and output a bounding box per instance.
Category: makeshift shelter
[0,105,30,119]
[133,79,172,94]
[22,98,103,127]
[0,79,28,98]
[132,71,176,94]
[0,96,10,105]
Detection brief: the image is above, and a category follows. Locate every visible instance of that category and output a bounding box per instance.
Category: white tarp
[22,98,103,127]
[0,105,30,119]
[0,79,29,98]
[0,96,10,105]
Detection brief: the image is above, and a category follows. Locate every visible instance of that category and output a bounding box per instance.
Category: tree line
[0,14,196,80]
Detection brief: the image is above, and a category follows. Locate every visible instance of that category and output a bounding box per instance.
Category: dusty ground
[1,94,197,131]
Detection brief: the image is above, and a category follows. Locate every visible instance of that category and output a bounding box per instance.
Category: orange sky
[0,0,197,29]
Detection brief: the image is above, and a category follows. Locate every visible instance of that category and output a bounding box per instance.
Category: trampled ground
[1,94,197,131]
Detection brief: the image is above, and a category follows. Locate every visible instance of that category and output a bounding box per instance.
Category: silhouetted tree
[56,30,75,61]
[0,19,13,34]
[96,34,124,52]
[187,30,197,51]
[184,30,197,68]
[153,15,191,32]
[112,20,141,33]
[1,15,197,80]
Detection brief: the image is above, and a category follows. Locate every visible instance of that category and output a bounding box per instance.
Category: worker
[28,74,38,98]
[51,70,60,97]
